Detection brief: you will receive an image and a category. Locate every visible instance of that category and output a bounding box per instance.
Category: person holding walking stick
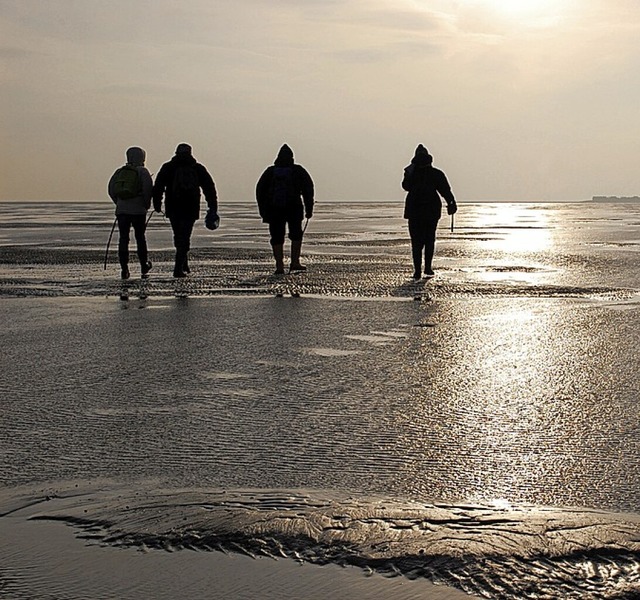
[256,144,314,275]
[107,147,154,279]
[402,144,457,280]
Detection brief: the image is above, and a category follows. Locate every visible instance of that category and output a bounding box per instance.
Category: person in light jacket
[108,146,153,280]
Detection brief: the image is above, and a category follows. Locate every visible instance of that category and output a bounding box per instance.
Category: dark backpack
[112,165,141,200]
[172,165,200,198]
[270,166,294,209]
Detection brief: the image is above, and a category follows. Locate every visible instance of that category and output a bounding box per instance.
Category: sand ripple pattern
[2,295,640,513]
[0,246,638,301]
[10,487,640,600]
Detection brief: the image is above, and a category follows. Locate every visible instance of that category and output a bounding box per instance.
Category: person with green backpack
[108,146,154,279]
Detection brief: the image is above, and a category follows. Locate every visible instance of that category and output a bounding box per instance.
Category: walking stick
[302,217,310,235]
[103,217,118,270]
[450,213,454,233]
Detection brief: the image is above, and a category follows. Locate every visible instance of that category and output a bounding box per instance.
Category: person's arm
[255,167,272,222]
[436,170,456,213]
[107,171,118,204]
[297,166,314,218]
[152,165,167,212]
[198,165,218,213]
[401,165,414,192]
[139,167,153,210]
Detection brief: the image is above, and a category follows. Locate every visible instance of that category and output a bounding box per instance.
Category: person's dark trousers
[408,217,439,273]
[169,216,196,275]
[268,215,303,246]
[117,214,148,269]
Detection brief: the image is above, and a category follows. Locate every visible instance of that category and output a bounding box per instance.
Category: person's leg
[131,215,152,276]
[408,219,424,279]
[423,218,439,276]
[117,214,131,279]
[269,219,286,274]
[179,218,196,275]
[182,218,195,266]
[288,218,305,271]
[170,217,191,277]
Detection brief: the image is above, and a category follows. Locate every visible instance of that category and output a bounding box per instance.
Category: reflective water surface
[1,200,639,599]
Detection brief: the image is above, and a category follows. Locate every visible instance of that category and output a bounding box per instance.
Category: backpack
[172,165,200,198]
[112,165,141,200]
[270,166,294,209]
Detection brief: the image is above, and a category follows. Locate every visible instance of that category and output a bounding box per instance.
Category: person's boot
[289,240,306,272]
[411,248,421,280]
[119,248,130,279]
[272,244,285,274]
[424,246,435,276]
[173,251,187,277]
[423,259,434,277]
[141,260,152,278]
[120,258,130,280]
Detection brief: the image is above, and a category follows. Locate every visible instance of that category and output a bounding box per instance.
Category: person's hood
[411,144,433,167]
[170,153,197,166]
[126,147,146,166]
[274,144,294,167]
[175,143,192,155]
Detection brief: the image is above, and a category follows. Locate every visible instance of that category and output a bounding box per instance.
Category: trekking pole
[450,213,454,233]
[103,217,118,270]
[145,210,154,228]
[302,217,310,235]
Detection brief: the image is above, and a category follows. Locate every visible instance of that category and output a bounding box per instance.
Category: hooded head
[411,144,433,167]
[274,144,294,166]
[175,143,193,156]
[126,147,146,166]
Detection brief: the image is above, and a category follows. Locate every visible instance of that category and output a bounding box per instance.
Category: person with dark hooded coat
[108,146,153,280]
[152,143,218,277]
[256,144,314,274]
[402,144,457,279]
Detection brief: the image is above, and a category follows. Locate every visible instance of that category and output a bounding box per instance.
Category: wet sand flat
[1,514,475,600]
[1,200,639,599]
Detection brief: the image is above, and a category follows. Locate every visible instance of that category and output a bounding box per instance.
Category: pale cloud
[0,0,639,200]
[0,45,35,59]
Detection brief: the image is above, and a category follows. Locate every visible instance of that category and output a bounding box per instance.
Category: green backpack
[112,165,141,200]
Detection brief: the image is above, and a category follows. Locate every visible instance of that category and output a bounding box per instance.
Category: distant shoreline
[591,196,639,202]
[0,198,595,205]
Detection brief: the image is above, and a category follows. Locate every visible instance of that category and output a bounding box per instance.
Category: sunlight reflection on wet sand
[1,201,639,599]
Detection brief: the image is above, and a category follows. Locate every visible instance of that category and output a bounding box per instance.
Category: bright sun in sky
[480,0,559,17]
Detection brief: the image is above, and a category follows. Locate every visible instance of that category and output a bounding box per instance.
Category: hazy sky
[1,0,639,202]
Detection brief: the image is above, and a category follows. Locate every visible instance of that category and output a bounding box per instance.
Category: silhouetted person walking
[402,144,457,279]
[108,146,153,280]
[153,144,218,277]
[256,144,314,274]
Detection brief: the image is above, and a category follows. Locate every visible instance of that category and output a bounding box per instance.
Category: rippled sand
[2,512,474,600]
[1,201,639,599]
